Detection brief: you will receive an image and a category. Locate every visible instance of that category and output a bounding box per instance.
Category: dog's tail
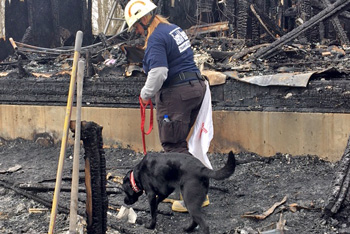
[204,151,236,180]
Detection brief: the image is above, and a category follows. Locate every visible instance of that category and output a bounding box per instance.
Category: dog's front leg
[145,193,158,229]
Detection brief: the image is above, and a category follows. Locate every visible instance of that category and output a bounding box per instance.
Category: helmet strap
[140,14,156,37]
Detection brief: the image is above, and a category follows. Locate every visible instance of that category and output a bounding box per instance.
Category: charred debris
[1,0,350,230]
[1,0,350,82]
[0,0,349,113]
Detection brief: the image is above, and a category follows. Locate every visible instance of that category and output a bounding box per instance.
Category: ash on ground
[0,139,349,234]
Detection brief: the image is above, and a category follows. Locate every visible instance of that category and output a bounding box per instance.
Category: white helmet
[124,0,157,32]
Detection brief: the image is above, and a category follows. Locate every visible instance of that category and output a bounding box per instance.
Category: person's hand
[141,97,150,105]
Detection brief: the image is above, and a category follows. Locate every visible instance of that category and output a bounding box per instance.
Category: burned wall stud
[70,120,108,234]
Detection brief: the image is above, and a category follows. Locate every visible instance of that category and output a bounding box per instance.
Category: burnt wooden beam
[250,4,285,39]
[236,0,249,39]
[229,43,270,61]
[0,179,71,214]
[202,37,245,45]
[222,0,235,26]
[321,0,350,45]
[323,134,350,217]
[85,0,93,44]
[73,120,108,234]
[338,10,350,20]
[250,4,275,40]
[311,0,350,20]
[185,21,229,37]
[51,0,60,47]
[252,0,350,60]
[18,183,122,194]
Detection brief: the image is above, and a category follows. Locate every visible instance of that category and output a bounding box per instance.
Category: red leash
[139,96,153,155]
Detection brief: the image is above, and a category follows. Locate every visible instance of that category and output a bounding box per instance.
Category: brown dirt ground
[0,138,349,234]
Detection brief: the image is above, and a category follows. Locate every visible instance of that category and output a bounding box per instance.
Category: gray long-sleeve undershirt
[140,67,168,100]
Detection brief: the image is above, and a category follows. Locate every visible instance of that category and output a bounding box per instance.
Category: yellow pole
[68,60,85,234]
[48,31,83,234]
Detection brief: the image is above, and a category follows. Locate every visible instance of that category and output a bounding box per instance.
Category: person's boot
[162,189,181,203]
[171,195,210,213]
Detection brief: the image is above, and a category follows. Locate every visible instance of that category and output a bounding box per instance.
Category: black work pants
[155,80,206,153]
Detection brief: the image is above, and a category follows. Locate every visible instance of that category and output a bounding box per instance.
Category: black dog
[122,151,236,234]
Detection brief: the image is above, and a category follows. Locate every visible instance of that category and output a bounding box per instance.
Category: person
[124,0,211,212]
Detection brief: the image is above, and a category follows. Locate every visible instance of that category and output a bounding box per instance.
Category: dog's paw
[183,223,197,232]
[144,221,156,229]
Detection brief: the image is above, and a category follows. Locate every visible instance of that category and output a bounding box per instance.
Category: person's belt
[162,72,204,88]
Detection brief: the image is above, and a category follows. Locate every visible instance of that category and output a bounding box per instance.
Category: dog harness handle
[139,96,153,155]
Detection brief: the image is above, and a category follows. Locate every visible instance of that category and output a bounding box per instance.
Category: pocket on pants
[158,119,188,144]
[180,90,201,101]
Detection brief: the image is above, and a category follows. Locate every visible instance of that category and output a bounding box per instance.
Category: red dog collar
[130,171,141,193]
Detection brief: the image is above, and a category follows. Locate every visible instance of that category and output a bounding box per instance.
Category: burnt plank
[0,72,349,113]
[253,0,350,59]
[321,0,350,45]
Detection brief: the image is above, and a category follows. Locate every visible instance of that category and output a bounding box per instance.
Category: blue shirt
[143,23,199,79]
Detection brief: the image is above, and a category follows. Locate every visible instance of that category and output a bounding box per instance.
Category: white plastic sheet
[188,80,213,169]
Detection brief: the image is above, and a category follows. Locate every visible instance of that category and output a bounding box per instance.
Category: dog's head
[122,170,143,205]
